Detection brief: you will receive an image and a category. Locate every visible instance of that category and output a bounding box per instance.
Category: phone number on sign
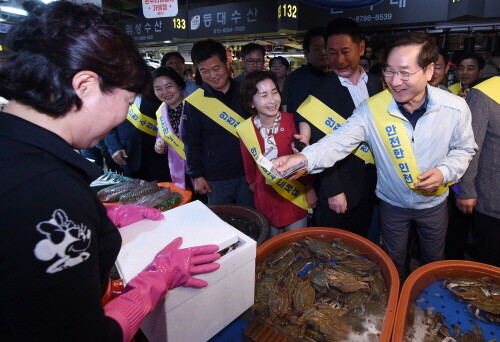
[351,13,392,22]
[213,26,246,34]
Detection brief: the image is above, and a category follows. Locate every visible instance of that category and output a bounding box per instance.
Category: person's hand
[154,140,167,155]
[456,198,477,214]
[306,187,317,209]
[291,134,309,154]
[194,177,211,195]
[328,193,347,214]
[103,237,220,342]
[414,168,444,193]
[112,149,128,165]
[105,204,164,228]
[153,237,221,289]
[249,183,255,193]
[273,153,308,180]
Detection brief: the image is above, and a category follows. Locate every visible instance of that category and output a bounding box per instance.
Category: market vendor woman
[0,2,220,341]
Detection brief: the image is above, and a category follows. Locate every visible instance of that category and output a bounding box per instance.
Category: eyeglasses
[382,67,423,81]
[244,58,264,65]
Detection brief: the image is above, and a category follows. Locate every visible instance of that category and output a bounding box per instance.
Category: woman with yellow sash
[153,67,190,190]
[239,71,316,236]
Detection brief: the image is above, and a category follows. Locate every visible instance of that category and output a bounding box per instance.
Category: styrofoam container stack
[115,200,256,342]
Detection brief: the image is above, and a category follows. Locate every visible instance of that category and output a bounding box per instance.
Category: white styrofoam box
[115,200,256,342]
[116,200,240,282]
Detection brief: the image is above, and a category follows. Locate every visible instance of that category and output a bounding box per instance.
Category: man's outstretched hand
[273,154,308,180]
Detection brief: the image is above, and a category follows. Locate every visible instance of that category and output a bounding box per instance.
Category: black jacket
[297,72,383,208]
[0,112,122,341]
[182,80,250,181]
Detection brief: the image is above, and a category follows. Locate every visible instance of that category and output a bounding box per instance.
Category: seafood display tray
[416,280,499,339]
[100,181,192,208]
[116,200,257,342]
[255,227,400,342]
[393,260,500,341]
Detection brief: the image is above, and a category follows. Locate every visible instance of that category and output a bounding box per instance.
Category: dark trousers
[380,199,448,277]
[469,210,500,267]
[445,193,473,260]
[315,167,376,238]
[207,176,255,207]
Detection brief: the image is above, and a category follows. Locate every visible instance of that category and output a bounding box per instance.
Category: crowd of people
[0,1,498,340]
[80,14,497,273]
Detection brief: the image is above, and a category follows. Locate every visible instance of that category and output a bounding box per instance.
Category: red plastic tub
[392,260,500,341]
[255,227,400,342]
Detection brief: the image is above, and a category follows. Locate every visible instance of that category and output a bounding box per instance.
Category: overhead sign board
[187,1,276,39]
[300,0,448,29]
[142,0,178,18]
[278,0,300,32]
[483,0,500,18]
[448,0,484,20]
[121,9,187,43]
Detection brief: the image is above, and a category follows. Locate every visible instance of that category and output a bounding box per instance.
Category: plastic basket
[253,227,400,342]
[209,204,269,246]
[392,260,500,341]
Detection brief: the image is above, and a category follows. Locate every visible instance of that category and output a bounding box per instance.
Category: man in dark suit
[296,18,383,237]
[104,94,171,181]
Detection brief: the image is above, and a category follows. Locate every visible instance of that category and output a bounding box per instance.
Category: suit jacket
[459,85,500,219]
[104,95,167,177]
[298,72,382,208]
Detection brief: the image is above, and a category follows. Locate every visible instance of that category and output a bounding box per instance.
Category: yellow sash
[297,95,374,164]
[368,90,450,196]
[473,76,500,104]
[448,83,462,95]
[126,104,158,137]
[184,88,245,137]
[155,103,186,160]
[236,118,309,211]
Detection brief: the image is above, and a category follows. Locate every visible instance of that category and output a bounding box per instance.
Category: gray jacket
[303,85,477,210]
[459,86,500,219]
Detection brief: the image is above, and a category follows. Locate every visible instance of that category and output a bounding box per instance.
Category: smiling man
[275,32,477,278]
[294,18,383,237]
[182,39,254,207]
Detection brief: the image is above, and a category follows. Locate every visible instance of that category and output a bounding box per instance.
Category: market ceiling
[1,0,499,47]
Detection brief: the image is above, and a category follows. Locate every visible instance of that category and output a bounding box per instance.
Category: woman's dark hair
[191,39,227,68]
[269,56,290,71]
[0,1,150,117]
[384,32,438,69]
[160,51,185,67]
[152,66,186,90]
[240,70,278,117]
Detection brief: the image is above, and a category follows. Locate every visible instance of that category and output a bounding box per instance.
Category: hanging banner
[142,0,178,18]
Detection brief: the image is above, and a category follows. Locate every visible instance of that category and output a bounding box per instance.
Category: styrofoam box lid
[115,200,239,284]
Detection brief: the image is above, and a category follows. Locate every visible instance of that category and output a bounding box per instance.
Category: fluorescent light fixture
[0,6,28,16]
[41,0,58,3]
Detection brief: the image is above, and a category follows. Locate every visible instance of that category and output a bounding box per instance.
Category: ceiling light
[0,6,28,16]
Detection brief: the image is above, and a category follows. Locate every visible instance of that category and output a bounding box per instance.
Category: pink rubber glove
[105,204,164,228]
[104,237,220,342]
